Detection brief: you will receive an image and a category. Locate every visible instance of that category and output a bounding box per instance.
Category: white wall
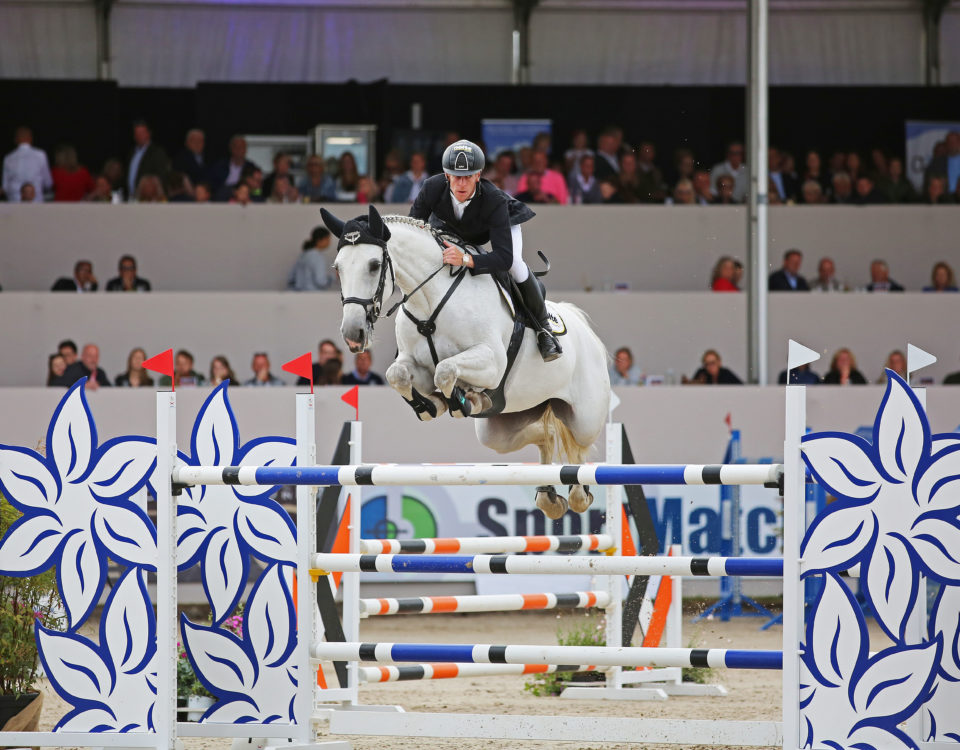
[2,204,957,293]
[2,291,959,388]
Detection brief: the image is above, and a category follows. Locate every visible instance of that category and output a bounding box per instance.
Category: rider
[409,139,562,362]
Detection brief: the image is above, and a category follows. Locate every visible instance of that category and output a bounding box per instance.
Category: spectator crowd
[45,339,385,390]
[5,122,960,208]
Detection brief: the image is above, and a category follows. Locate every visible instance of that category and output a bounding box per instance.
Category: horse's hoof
[568,485,594,513]
[535,486,568,519]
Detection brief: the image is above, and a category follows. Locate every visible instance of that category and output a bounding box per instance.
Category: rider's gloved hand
[442,241,474,268]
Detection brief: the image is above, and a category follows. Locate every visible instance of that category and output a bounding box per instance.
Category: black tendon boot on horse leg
[518,275,562,362]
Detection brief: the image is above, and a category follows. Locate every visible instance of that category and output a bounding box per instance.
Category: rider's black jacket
[409,175,535,275]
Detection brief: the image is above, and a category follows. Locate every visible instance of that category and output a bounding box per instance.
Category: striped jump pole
[360,590,610,616]
[312,553,784,578]
[359,663,607,683]
[313,643,783,671]
[359,533,615,555]
[172,462,783,488]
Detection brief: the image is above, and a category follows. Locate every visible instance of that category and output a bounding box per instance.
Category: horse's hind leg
[475,409,568,520]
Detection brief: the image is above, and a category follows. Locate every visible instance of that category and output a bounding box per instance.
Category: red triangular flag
[341,385,359,420]
[724,412,733,431]
[143,349,175,390]
[282,352,314,393]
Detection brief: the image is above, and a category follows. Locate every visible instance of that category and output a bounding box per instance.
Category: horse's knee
[386,361,413,395]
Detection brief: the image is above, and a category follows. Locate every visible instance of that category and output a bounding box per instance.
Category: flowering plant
[0,491,64,696]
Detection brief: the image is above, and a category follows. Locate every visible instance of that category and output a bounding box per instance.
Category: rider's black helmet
[442,140,485,176]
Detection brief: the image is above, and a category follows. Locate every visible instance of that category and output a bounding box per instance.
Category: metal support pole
[746,0,769,384]
[511,0,538,85]
[94,0,114,80]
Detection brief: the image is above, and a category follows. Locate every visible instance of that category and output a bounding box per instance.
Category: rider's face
[447,173,480,202]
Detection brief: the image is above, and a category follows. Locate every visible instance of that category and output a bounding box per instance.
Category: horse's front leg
[386,354,447,421]
[434,344,501,416]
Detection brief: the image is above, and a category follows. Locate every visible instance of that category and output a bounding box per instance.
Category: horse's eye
[369,260,381,274]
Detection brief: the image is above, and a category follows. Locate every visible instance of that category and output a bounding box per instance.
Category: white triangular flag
[787,340,820,372]
[906,343,936,378]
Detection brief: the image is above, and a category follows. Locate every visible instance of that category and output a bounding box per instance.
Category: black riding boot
[518,275,562,362]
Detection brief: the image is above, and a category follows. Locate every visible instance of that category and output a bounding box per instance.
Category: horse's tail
[541,402,591,465]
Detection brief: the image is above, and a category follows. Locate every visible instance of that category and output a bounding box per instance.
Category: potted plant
[177,647,214,721]
[0,492,64,731]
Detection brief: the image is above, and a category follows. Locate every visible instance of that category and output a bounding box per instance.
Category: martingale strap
[402,268,468,366]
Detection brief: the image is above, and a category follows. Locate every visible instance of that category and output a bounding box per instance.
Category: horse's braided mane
[382,214,434,234]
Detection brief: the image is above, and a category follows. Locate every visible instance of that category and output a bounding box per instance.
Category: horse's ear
[368,204,390,242]
[320,208,345,238]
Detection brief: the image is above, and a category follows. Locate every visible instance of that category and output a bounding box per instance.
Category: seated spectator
[318,358,343,386]
[85,175,114,203]
[3,125,52,202]
[195,182,212,203]
[335,152,360,202]
[846,152,864,182]
[563,130,593,175]
[685,349,742,385]
[609,347,643,386]
[830,172,854,204]
[853,175,887,205]
[780,152,800,201]
[516,172,561,204]
[767,178,784,206]
[101,157,125,199]
[52,259,97,292]
[298,339,343,385]
[51,144,95,202]
[516,151,569,205]
[599,178,622,204]
[811,257,844,292]
[880,157,916,204]
[342,351,384,385]
[866,259,904,292]
[667,178,695,205]
[877,349,907,384]
[692,171,712,205]
[106,255,151,292]
[135,175,165,203]
[230,183,251,205]
[924,130,960,191]
[800,180,825,205]
[159,349,205,387]
[635,142,666,203]
[769,249,809,291]
[164,171,193,202]
[711,256,739,292]
[710,142,747,202]
[355,175,379,204]
[777,363,820,385]
[484,151,519,195]
[871,148,889,180]
[211,135,258,193]
[244,352,285,386]
[827,150,847,178]
[47,353,67,386]
[115,347,154,387]
[615,151,644,204]
[209,355,238,387]
[387,152,430,203]
[922,176,954,205]
[712,174,737,205]
[298,155,336,203]
[924,261,959,292]
[822,348,867,385]
[20,183,36,202]
[268,174,300,204]
[58,340,78,368]
[803,149,830,194]
[262,152,295,198]
[732,259,744,288]
[768,147,788,203]
[517,146,534,174]
[61,343,111,389]
[669,148,696,189]
[172,128,209,188]
[568,154,603,204]
[377,149,404,199]
[288,226,333,291]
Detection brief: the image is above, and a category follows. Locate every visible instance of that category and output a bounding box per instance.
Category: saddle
[401,230,565,420]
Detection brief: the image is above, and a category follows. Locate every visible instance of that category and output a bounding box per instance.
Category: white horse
[322,205,611,519]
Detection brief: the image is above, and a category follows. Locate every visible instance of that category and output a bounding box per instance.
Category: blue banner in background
[481,119,552,158]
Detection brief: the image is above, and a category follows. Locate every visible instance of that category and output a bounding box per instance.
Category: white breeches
[509,225,529,282]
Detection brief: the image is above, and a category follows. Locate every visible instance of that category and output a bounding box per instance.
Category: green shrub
[524,612,606,697]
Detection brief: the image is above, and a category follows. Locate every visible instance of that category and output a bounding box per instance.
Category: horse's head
[322,204,395,353]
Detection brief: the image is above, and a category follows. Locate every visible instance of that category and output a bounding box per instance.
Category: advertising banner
[905,120,960,191]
